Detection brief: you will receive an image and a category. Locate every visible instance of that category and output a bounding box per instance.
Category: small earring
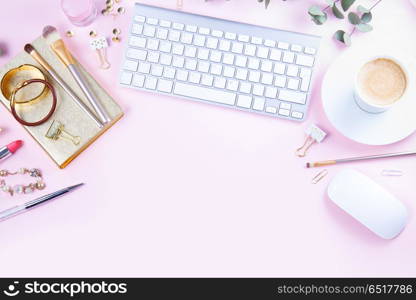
[112,28,121,43]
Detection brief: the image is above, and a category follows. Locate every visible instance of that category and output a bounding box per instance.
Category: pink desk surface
[0,0,416,277]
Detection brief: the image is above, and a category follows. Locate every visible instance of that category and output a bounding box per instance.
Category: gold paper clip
[296,124,327,157]
[45,120,80,145]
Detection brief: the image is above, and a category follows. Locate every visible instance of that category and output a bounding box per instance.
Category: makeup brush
[24,44,103,128]
[42,26,111,125]
[306,150,416,168]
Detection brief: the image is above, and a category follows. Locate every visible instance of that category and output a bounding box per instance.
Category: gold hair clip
[45,120,81,145]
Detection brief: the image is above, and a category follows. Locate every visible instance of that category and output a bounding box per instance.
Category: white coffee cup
[353,56,408,114]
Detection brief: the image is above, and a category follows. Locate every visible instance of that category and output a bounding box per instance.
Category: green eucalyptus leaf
[357,23,373,32]
[325,0,335,6]
[357,5,370,13]
[334,30,351,46]
[361,12,372,23]
[332,4,344,19]
[309,5,325,16]
[341,0,356,11]
[343,32,352,46]
[265,0,270,8]
[348,12,361,25]
[311,13,328,25]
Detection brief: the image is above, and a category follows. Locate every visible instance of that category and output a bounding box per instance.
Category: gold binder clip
[45,120,81,145]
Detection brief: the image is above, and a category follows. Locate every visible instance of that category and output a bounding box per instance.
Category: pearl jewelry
[0,168,45,196]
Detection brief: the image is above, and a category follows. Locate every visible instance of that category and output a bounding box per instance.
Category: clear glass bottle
[61,0,98,27]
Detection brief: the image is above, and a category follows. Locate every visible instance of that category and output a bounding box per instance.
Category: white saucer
[322,50,416,145]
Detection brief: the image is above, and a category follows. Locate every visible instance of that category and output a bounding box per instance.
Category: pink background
[0,0,416,277]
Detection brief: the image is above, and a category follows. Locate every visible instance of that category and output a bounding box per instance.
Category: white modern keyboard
[120,3,321,121]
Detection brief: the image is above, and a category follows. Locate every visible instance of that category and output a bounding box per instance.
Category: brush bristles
[24,44,35,54]
[42,25,57,39]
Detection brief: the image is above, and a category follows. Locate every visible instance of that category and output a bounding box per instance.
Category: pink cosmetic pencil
[0,140,23,162]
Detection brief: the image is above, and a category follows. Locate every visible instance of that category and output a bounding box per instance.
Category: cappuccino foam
[357,58,407,106]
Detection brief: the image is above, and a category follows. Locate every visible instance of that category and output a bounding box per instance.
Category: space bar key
[174,82,236,105]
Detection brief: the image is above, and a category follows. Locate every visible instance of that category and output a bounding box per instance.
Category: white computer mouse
[327,169,408,239]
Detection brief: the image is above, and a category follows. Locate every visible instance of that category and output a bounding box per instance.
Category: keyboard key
[129,36,146,48]
[147,52,160,63]
[185,59,197,70]
[160,54,173,65]
[143,25,156,37]
[278,90,307,104]
[224,32,237,40]
[296,54,314,67]
[176,70,189,81]
[147,17,158,25]
[168,30,181,41]
[198,48,210,60]
[151,65,163,76]
[237,95,253,108]
[157,79,173,92]
[127,48,147,60]
[238,34,249,42]
[269,49,282,61]
[283,51,295,63]
[132,74,145,87]
[201,74,214,86]
[226,79,239,91]
[223,53,235,65]
[163,67,176,79]
[292,111,304,119]
[174,82,236,105]
[274,63,285,74]
[172,22,184,30]
[231,42,244,54]
[274,75,286,87]
[287,65,299,77]
[235,56,247,67]
[261,73,274,85]
[159,41,172,53]
[253,84,264,96]
[120,72,133,84]
[235,68,248,80]
[219,40,231,51]
[172,56,185,68]
[265,106,277,114]
[138,62,151,74]
[132,24,143,35]
[147,39,159,50]
[134,16,145,23]
[212,30,223,38]
[278,42,289,50]
[186,25,197,32]
[206,37,218,49]
[194,35,206,47]
[172,43,184,55]
[304,47,316,55]
[280,102,291,110]
[239,82,252,94]
[199,27,210,35]
[210,64,223,75]
[279,108,290,116]
[300,68,312,92]
[181,32,193,44]
[261,60,273,72]
[253,97,265,111]
[287,78,300,90]
[257,47,269,59]
[265,86,278,98]
[156,28,168,39]
[184,46,197,57]
[123,60,138,71]
[145,76,157,89]
[248,58,260,69]
[291,44,302,52]
[214,77,226,89]
[264,39,276,47]
[189,72,201,83]
[223,66,235,77]
[251,37,263,45]
[210,50,222,62]
[248,71,261,82]
[198,61,210,73]
[160,20,171,27]
[244,44,256,56]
